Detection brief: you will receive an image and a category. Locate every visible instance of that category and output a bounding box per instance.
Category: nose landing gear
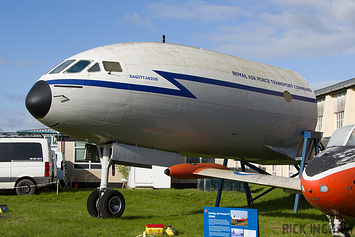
[86,143,126,218]
[327,215,350,237]
[87,190,100,217]
[87,189,125,218]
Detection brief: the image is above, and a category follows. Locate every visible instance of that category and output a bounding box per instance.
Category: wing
[196,168,301,194]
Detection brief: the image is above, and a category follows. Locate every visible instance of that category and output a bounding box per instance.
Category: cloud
[269,0,330,12]
[0,57,37,67]
[117,12,155,29]
[148,1,243,21]
[115,1,355,60]
[0,109,45,132]
[207,0,355,59]
[3,93,25,102]
[310,80,343,91]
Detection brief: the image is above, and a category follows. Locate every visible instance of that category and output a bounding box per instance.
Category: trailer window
[74,142,100,169]
[103,61,122,72]
[74,144,86,162]
[49,60,75,74]
[0,143,11,162]
[12,143,43,161]
[74,146,90,169]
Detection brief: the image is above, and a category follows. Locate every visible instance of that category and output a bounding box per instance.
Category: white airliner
[26,42,337,232]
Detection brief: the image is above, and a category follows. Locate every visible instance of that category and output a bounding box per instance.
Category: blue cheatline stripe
[154,70,316,103]
[46,70,316,103]
[46,78,196,99]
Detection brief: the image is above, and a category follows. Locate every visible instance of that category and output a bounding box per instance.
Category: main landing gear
[327,215,350,237]
[86,144,126,218]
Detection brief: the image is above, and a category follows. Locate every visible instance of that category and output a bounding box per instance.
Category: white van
[0,137,53,195]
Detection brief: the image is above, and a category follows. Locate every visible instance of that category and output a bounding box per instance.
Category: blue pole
[293,131,311,213]
[241,162,254,207]
[215,159,228,207]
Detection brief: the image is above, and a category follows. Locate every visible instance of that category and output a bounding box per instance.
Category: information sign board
[203,207,258,237]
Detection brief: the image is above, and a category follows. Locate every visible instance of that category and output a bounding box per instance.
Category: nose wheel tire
[98,190,125,218]
[87,190,100,217]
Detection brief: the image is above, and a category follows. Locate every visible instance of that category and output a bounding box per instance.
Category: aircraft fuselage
[26,42,317,164]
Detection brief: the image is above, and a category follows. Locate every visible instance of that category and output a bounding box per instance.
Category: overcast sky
[1,0,355,131]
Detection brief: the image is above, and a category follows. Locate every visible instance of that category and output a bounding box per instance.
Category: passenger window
[0,143,11,162]
[49,60,75,74]
[88,63,101,72]
[103,61,122,72]
[12,143,43,161]
[65,60,93,73]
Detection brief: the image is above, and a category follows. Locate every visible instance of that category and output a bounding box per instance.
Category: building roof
[315,77,355,97]
[17,128,58,134]
[15,128,79,141]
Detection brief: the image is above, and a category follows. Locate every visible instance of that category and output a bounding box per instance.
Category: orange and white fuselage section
[300,125,355,218]
[26,42,316,165]
[301,146,355,218]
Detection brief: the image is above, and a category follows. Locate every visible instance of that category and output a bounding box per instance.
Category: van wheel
[98,190,125,218]
[16,179,36,195]
[87,190,100,217]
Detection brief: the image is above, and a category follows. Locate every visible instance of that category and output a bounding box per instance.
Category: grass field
[0,185,354,236]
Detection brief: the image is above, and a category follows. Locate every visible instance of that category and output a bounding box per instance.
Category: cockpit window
[327,124,355,147]
[65,60,93,73]
[347,129,355,146]
[103,61,122,72]
[49,60,75,74]
[88,63,100,72]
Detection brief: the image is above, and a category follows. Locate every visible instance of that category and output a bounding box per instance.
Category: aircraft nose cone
[164,168,171,176]
[25,80,52,119]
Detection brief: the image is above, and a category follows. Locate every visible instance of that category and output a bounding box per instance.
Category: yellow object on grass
[145,224,164,235]
[165,225,176,236]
